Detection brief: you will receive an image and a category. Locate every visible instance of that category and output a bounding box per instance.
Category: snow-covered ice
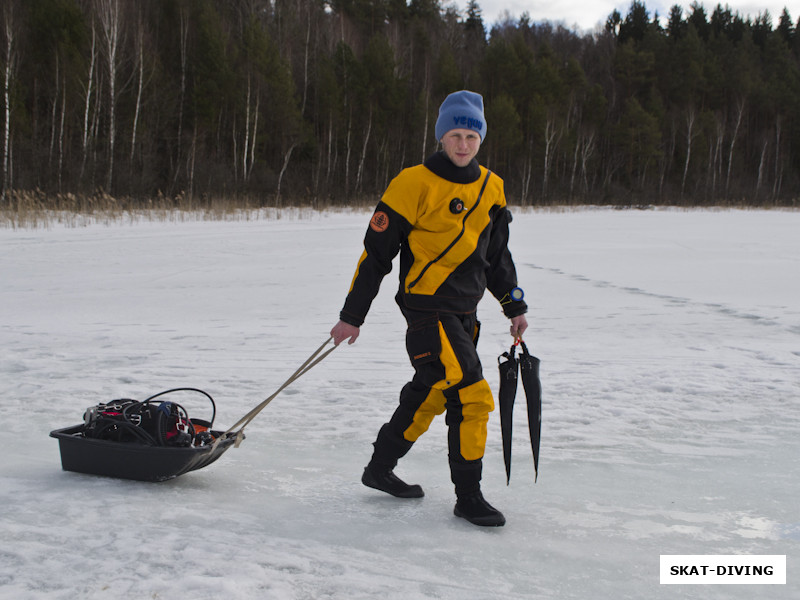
[1,208,797,599]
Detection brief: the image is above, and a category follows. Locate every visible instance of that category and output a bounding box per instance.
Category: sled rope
[214,337,337,450]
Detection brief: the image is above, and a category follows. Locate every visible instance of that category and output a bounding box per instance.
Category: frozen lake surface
[1,208,797,599]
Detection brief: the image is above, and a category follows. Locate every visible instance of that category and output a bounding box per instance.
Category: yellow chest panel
[382,165,503,294]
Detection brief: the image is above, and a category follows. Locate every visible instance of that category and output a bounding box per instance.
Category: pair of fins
[498,341,541,484]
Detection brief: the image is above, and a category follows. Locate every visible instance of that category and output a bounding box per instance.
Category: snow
[1,208,798,599]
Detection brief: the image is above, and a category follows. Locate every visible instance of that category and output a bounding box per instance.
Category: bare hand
[509,314,528,341]
[331,320,360,345]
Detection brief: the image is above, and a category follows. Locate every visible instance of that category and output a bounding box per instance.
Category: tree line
[1,0,799,208]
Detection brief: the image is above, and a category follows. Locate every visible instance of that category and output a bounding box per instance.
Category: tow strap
[215,337,337,450]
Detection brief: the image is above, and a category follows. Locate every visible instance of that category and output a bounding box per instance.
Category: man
[331,90,528,527]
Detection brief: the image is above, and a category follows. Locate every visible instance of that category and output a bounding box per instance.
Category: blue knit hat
[435,90,487,142]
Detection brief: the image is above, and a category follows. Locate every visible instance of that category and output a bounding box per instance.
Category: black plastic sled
[50,339,337,483]
[50,388,238,482]
[50,424,236,482]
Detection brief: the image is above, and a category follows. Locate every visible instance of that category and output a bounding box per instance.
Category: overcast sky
[452,0,800,33]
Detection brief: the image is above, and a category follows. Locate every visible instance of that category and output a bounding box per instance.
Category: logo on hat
[452,116,483,132]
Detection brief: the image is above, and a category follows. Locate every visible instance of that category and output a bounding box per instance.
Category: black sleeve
[339,202,412,327]
[486,206,528,318]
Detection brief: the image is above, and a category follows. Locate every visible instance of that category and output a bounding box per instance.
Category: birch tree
[97,0,123,192]
[80,20,98,183]
[1,0,17,201]
[725,99,744,197]
[130,7,147,169]
[173,4,189,190]
[680,107,697,197]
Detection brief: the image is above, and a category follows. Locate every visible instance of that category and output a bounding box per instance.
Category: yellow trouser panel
[403,321,462,442]
[432,321,463,391]
[457,379,495,461]
[403,388,446,442]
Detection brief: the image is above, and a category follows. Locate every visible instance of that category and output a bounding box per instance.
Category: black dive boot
[454,490,506,527]
[362,465,424,498]
[450,457,505,526]
[362,424,424,498]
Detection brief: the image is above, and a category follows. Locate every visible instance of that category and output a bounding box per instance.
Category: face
[441,128,481,167]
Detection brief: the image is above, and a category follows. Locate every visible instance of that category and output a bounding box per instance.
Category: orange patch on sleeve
[370,211,390,232]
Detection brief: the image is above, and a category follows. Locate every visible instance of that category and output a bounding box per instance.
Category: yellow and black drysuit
[339,151,527,494]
